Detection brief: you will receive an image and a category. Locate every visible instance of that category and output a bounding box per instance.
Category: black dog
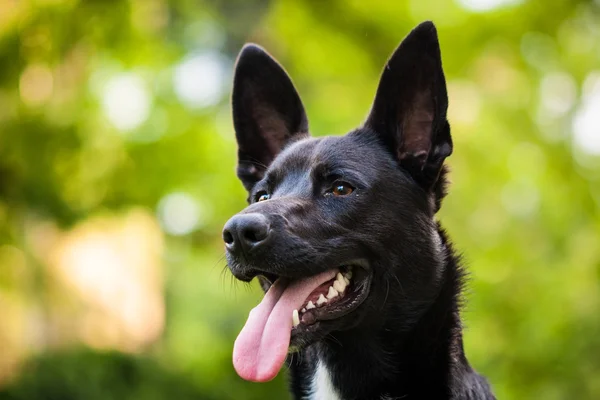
[223,21,495,400]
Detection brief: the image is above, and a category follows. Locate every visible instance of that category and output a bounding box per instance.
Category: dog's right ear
[232,44,309,192]
[364,21,451,193]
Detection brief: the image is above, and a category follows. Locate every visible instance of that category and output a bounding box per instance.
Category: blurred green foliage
[0,0,599,399]
[0,350,214,400]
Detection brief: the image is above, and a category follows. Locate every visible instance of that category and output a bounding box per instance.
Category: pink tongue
[233,269,337,382]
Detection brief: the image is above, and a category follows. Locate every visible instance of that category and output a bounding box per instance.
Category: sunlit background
[0,0,599,399]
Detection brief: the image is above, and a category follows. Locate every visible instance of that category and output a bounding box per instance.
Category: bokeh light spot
[157,192,202,236]
[19,64,53,106]
[501,180,540,218]
[572,72,600,155]
[447,80,481,129]
[456,0,522,12]
[539,72,577,116]
[102,73,151,131]
[173,52,229,109]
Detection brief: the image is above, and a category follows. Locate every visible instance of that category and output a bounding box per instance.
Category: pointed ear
[232,44,309,192]
[364,21,452,191]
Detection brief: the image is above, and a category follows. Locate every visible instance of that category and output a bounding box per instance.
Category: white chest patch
[308,360,342,400]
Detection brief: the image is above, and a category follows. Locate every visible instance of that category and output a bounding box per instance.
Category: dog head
[223,21,452,382]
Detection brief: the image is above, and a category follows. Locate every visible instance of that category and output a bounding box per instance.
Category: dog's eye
[256,191,270,202]
[330,183,354,196]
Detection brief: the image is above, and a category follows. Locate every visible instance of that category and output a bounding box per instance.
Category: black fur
[224,21,495,399]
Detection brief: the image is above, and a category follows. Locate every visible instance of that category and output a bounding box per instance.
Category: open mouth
[289,265,370,332]
[232,262,372,383]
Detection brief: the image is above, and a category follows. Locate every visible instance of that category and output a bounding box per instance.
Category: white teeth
[333,279,346,293]
[292,309,300,327]
[317,294,327,306]
[301,308,306,313]
[306,301,315,310]
[335,273,348,291]
[327,286,339,299]
[343,270,352,285]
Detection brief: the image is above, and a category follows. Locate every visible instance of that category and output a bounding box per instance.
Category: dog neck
[289,233,491,399]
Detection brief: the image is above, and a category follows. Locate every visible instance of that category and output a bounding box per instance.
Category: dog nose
[223,213,270,255]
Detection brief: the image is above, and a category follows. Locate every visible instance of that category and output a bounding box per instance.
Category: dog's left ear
[232,44,309,193]
[365,21,452,191]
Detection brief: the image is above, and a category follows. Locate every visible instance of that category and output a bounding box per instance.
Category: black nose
[222,213,270,255]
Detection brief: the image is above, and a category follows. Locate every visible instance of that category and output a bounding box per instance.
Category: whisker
[382,278,391,309]
[391,271,407,299]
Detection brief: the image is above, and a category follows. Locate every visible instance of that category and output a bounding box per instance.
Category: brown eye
[331,183,354,196]
[256,192,270,202]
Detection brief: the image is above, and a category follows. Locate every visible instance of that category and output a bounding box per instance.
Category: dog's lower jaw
[287,242,495,400]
